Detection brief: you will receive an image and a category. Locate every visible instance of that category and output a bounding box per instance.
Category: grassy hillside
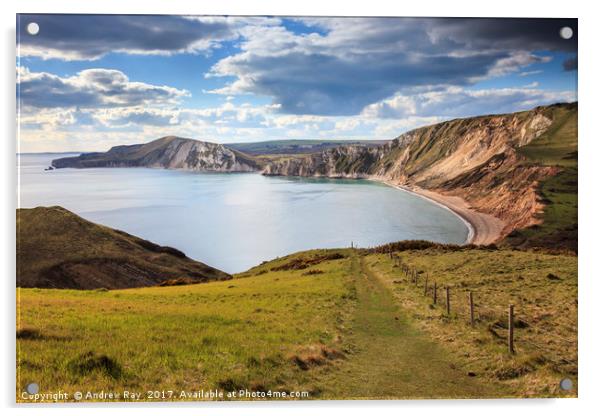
[17,206,230,289]
[17,250,355,401]
[517,103,577,166]
[366,243,577,396]
[506,103,578,251]
[17,247,576,401]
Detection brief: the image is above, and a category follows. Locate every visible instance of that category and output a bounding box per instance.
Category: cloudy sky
[17,15,577,152]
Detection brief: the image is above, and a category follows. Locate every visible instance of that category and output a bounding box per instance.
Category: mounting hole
[26,22,40,36]
[560,26,573,40]
[26,382,39,394]
[559,378,573,391]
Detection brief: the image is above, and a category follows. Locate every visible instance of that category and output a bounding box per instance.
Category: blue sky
[16,15,577,152]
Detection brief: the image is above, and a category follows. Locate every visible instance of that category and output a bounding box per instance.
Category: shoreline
[33,150,504,245]
[373,178,504,245]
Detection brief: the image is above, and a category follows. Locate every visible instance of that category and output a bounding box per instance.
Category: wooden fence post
[508,304,515,354]
[446,287,450,315]
[424,275,428,296]
[433,282,437,305]
[469,291,475,326]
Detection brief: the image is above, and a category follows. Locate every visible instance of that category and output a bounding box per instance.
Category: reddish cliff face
[263,103,576,242]
[419,152,560,240]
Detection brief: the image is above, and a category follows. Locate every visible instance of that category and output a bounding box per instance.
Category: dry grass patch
[289,344,345,371]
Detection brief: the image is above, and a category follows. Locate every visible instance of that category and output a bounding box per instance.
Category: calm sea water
[18,153,469,273]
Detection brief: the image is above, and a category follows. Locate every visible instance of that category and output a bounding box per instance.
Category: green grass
[517,103,577,167]
[504,167,577,251]
[367,248,577,397]
[17,249,354,401]
[17,247,577,401]
[316,255,500,399]
[506,103,578,251]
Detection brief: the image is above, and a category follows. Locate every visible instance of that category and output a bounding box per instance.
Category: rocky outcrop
[52,136,261,172]
[263,103,577,242]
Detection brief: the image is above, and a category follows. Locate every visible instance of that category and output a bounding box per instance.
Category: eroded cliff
[263,103,577,243]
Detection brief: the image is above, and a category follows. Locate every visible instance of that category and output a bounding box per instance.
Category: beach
[379,180,505,245]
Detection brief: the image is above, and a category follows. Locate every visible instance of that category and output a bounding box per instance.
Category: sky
[16,15,577,153]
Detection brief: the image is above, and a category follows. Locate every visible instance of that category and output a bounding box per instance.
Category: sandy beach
[379,180,505,245]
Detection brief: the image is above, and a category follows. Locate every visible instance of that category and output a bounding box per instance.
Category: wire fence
[387,251,577,368]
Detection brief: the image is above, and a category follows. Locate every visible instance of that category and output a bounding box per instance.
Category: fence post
[469,291,475,326]
[433,282,437,305]
[424,275,428,296]
[415,271,419,286]
[508,304,515,354]
[446,287,450,315]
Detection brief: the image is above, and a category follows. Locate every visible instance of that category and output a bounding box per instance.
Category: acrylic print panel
[16,14,578,402]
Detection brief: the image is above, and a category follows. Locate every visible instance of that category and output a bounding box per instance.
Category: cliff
[263,103,577,243]
[52,136,261,172]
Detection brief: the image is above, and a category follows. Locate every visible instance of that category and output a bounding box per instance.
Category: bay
[18,153,469,273]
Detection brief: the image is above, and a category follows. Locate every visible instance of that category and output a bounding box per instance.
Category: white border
[2,1,600,416]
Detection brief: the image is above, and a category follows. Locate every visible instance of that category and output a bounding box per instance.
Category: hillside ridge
[17,206,231,289]
[51,136,260,172]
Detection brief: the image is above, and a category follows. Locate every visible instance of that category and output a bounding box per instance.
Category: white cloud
[17,67,189,109]
[362,86,576,119]
[481,51,552,79]
[206,18,575,116]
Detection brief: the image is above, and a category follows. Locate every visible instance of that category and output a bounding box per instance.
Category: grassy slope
[17,250,354,401]
[17,248,576,401]
[367,247,577,397]
[17,206,230,289]
[316,255,496,399]
[506,104,578,251]
[518,104,577,167]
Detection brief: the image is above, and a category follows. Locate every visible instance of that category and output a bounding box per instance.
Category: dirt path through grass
[318,253,502,399]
